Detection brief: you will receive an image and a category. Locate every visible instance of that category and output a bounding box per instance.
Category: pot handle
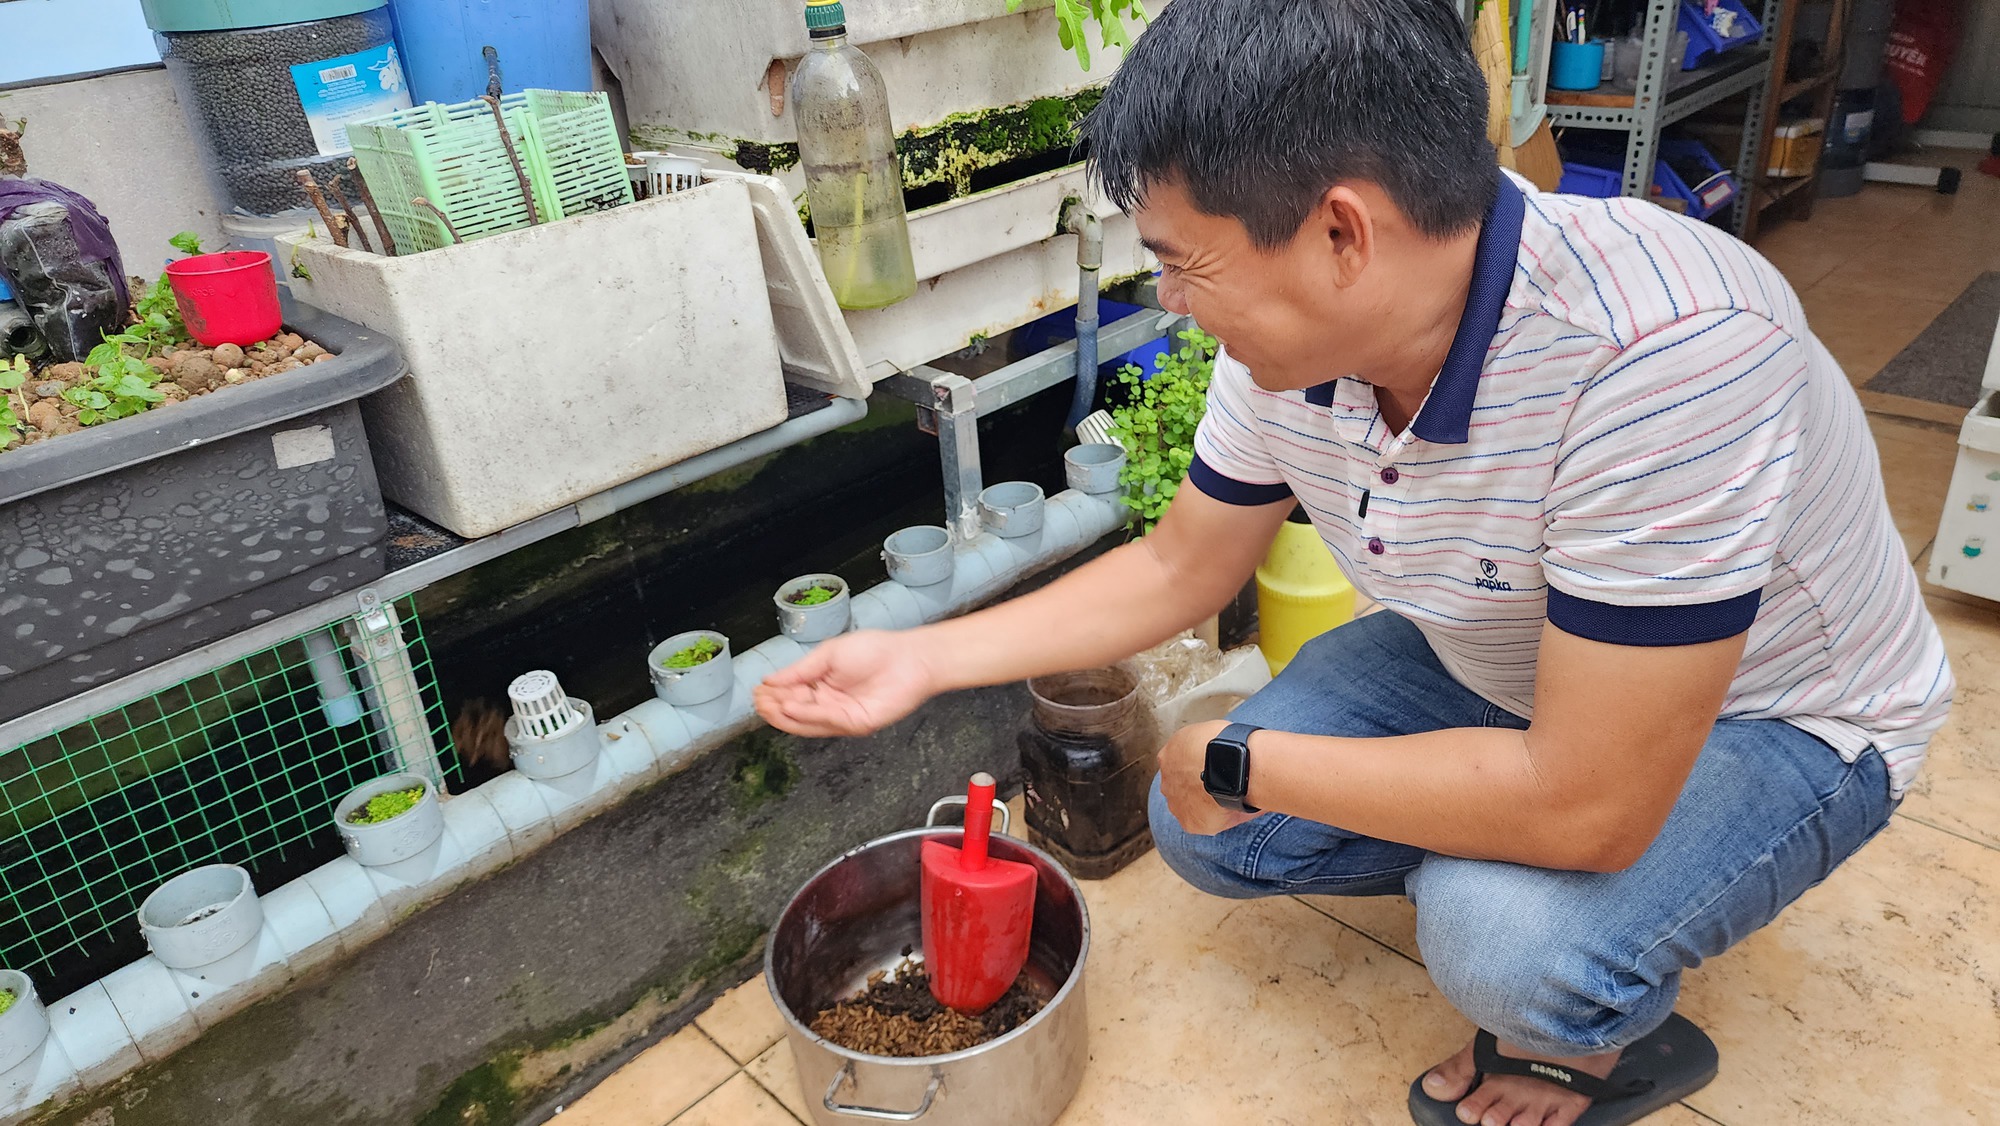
[823,1061,941,1120]
[925,793,1011,835]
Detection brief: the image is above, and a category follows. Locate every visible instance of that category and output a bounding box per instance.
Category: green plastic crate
[348,89,632,255]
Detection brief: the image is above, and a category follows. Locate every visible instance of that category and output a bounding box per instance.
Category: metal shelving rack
[1546,0,1785,236]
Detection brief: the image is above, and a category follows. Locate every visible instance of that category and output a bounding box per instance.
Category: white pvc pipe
[620,486,1125,763]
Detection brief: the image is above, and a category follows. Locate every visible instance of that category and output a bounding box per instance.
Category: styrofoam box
[1928,390,2000,601]
[278,180,789,538]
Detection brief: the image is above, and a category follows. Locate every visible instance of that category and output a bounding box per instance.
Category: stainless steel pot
[766,798,1090,1125]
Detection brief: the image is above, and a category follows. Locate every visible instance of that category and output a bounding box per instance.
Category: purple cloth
[0,176,129,309]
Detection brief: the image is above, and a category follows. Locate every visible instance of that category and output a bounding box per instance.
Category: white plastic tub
[279,179,794,538]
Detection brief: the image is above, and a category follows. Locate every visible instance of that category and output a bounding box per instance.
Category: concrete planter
[1063,443,1126,495]
[883,526,953,587]
[333,774,444,868]
[981,482,1047,538]
[137,865,262,971]
[277,180,791,538]
[649,630,735,707]
[0,971,48,1075]
[776,574,851,643]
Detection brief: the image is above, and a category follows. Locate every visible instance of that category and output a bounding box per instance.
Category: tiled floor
[563,159,2000,1125]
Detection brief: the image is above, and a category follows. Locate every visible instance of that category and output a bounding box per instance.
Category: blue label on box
[291,43,414,157]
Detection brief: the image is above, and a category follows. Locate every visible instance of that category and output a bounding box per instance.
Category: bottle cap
[805,0,845,32]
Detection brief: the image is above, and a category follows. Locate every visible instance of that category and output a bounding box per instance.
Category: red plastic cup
[164,251,283,348]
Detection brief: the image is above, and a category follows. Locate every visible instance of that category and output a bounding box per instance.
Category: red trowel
[921,772,1037,1013]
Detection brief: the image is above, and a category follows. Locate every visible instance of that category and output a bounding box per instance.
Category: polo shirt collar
[1303,171,1525,445]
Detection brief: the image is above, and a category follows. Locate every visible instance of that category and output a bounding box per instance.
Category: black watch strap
[1203,722,1261,814]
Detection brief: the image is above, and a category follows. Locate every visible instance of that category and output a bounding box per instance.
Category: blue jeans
[1149,611,1895,1057]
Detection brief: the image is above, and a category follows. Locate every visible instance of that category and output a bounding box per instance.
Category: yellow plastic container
[1256,512,1355,675]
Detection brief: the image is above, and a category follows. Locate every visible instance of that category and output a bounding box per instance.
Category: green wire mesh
[0,595,458,997]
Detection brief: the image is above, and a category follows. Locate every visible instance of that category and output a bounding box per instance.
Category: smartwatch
[1202,722,1261,813]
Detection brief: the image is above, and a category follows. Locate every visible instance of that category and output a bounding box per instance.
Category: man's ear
[1318,185,1375,289]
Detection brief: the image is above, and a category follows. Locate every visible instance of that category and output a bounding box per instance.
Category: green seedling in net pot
[0,989,14,1016]
[663,637,722,668]
[346,785,425,826]
[789,585,840,606]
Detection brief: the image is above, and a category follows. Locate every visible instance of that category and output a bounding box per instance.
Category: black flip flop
[1408,1012,1718,1126]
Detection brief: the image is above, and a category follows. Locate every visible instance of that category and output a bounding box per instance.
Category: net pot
[138,864,262,970]
[766,800,1089,1125]
[649,629,735,707]
[504,670,603,779]
[776,574,851,643]
[333,772,444,867]
[0,970,49,1074]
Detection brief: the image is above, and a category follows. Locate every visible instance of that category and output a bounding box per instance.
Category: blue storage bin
[1558,162,1624,197]
[1654,137,1738,219]
[1679,0,1762,70]
[1012,298,1171,379]
[388,0,591,105]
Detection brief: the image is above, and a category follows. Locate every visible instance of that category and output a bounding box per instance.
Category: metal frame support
[883,366,987,541]
[1623,0,1679,198]
[1725,0,1784,237]
[340,589,447,790]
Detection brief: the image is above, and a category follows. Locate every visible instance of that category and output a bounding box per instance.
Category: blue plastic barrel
[387,0,591,105]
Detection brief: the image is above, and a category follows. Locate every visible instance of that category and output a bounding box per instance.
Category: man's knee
[1146,776,1268,900]
[1409,859,1676,1055]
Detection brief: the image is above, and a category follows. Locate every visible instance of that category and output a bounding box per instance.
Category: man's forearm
[1247,727,1642,872]
[911,537,1229,693]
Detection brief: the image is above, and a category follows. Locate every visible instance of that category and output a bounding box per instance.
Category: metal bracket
[341,588,447,789]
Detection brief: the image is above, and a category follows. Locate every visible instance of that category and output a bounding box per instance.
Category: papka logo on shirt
[1475,558,1512,592]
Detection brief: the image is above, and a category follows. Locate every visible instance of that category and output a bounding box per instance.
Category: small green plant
[789,584,840,606]
[1108,327,1218,534]
[69,339,167,426]
[0,355,28,445]
[1007,0,1147,71]
[347,785,425,826]
[0,989,15,1016]
[663,636,722,668]
[168,230,205,256]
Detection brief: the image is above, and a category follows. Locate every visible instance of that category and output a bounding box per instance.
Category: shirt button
[1380,467,1400,484]
[1367,537,1385,555]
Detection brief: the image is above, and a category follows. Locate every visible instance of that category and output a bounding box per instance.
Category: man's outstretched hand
[753,630,942,738]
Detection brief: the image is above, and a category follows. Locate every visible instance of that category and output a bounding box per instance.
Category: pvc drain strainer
[508,670,583,740]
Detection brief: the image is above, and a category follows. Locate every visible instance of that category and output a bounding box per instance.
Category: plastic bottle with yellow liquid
[791,0,917,310]
[1256,506,1355,675]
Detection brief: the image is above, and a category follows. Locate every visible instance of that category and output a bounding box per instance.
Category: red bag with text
[1884,0,1963,125]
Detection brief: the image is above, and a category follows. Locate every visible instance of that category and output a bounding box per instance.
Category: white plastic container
[333,773,445,867]
[1929,392,2000,599]
[136,865,262,971]
[278,179,794,537]
[1927,310,2000,602]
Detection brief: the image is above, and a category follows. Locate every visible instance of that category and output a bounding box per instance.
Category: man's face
[1133,179,1371,392]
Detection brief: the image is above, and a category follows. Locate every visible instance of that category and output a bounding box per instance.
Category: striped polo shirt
[1191,171,1952,794]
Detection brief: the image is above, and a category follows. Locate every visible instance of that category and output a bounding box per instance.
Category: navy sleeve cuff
[1187,455,1293,507]
[1546,588,1760,647]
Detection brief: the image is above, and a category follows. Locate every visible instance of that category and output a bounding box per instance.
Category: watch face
[1205,738,1250,796]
